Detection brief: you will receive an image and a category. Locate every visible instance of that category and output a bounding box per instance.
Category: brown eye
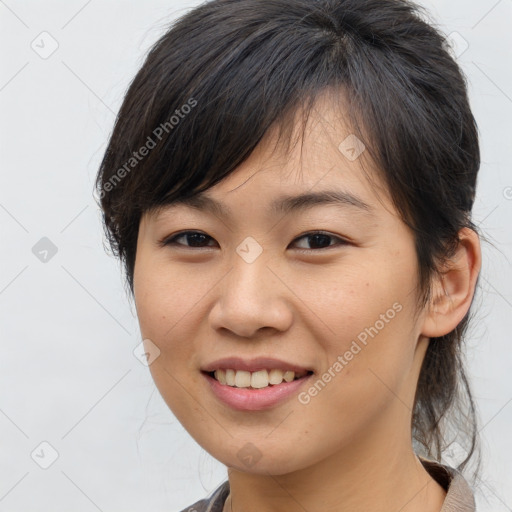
[291,231,350,252]
[160,231,217,249]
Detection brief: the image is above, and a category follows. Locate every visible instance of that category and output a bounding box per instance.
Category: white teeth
[268,368,284,385]
[235,370,251,388]
[225,369,235,386]
[283,370,295,382]
[251,370,269,389]
[214,369,227,385]
[212,368,309,388]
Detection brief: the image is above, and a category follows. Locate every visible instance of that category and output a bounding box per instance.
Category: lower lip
[202,371,313,411]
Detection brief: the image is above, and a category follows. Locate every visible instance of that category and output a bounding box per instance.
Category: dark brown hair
[95,0,482,479]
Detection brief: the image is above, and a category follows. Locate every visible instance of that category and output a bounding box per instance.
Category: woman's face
[133,98,433,475]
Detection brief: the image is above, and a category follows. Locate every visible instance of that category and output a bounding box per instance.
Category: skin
[133,94,481,512]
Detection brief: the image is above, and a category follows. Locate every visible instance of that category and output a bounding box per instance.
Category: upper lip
[201,357,314,374]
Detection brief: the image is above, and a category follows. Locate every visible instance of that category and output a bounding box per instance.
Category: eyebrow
[159,189,374,220]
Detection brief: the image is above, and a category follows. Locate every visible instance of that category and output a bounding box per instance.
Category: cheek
[292,309,416,461]
[133,257,212,394]
[287,254,416,346]
[133,257,211,423]
[291,256,418,412]
[134,255,211,341]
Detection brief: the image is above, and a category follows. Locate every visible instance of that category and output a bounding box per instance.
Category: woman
[95,0,483,510]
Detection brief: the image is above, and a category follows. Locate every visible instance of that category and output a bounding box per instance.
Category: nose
[208,253,294,339]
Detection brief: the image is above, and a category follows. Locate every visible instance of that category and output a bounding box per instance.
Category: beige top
[180,457,476,512]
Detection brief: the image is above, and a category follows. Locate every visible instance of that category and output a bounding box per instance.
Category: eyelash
[158,230,350,253]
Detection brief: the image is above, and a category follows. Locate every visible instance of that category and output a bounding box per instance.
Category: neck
[224,415,446,512]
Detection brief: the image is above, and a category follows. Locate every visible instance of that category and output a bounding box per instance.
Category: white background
[1,1,511,510]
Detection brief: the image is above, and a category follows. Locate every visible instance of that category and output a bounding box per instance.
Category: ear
[421,227,481,338]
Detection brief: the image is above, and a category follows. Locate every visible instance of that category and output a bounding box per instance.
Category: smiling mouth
[205,369,314,389]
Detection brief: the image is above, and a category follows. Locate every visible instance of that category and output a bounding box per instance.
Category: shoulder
[419,457,476,512]
[178,480,230,512]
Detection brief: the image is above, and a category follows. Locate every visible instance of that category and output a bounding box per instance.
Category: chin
[211,440,317,476]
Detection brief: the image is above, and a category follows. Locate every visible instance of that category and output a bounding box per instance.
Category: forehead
[148,92,392,222]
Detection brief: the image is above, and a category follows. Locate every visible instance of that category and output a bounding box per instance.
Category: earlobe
[421,227,481,338]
